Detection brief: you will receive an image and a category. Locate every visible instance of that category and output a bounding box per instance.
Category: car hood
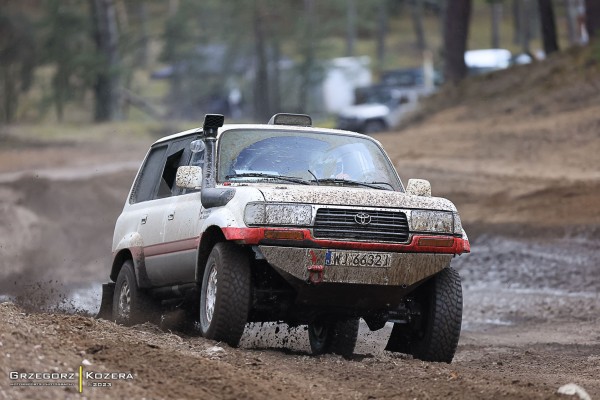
[338,103,390,119]
[256,185,456,212]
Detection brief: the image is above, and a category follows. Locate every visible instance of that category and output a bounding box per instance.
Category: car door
[160,137,205,285]
[126,144,172,287]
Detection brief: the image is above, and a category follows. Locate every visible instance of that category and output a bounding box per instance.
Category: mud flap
[96,282,115,320]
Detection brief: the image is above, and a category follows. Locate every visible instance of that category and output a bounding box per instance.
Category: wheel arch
[196,225,227,283]
[111,232,149,287]
[110,247,149,288]
[110,249,134,282]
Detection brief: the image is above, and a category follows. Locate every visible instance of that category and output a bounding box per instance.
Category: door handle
[141,215,148,224]
[167,213,175,221]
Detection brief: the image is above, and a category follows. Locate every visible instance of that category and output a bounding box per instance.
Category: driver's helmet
[311,143,368,180]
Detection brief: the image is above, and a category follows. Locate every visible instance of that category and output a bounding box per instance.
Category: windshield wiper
[225,173,311,185]
[310,178,393,190]
[366,181,395,190]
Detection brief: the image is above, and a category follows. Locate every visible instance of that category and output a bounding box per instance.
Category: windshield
[356,86,402,107]
[217,129,402,191]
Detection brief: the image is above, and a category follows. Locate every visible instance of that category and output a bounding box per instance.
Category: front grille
[313,208,409,243]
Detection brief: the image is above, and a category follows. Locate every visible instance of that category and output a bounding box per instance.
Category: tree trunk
[443,0,472,84]
[563,0,577,44]
[115,0,128,28]
[90,0,121,122]
[346,0,356,57]
[1,66,17,124]
[136,2,149,68]
[491,1,502,48]
[512,0,520,44]
[518,0,532,54]
[585,0,600,38]
[253,0,270,121]
[529,1,541,39]
[411,0,427,51]
[438,0,448,52]
[299,0,315,114]
[52,65,68,122]
[270,37,281,114]
[538,0,559,54]
[376,0,388,69]
[168,0,179,17]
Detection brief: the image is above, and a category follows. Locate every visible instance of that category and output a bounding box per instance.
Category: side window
[130,136,198,203]
[130,145,168,204]
[156,148,185,198]
[156,136,196,199]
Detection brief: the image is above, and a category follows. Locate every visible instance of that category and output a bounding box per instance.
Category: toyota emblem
[354,212,371,225]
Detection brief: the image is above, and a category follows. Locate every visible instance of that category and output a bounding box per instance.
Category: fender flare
[111,232,152,289]
[195,208,243,283]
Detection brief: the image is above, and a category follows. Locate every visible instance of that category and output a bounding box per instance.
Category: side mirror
[176,166,203,189]
[406,178,431,197]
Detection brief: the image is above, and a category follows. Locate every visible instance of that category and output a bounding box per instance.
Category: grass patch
[2,120,207,143]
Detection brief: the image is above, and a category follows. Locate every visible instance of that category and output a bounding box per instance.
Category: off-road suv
[98,113,470,363]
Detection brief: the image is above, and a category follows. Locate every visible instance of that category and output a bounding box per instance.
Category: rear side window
[130,145,168,204]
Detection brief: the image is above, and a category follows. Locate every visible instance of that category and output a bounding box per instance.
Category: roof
[152,123,376,147]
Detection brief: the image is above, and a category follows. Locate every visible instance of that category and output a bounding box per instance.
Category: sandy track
[1,302,599,399]
[0,150,598,399]
[2,63,600,397]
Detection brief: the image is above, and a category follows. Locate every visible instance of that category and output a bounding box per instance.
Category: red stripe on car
[221,227,470,254]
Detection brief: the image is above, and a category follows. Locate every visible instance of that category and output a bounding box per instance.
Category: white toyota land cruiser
[98,113,470,362]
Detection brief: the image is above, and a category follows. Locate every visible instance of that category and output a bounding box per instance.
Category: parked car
[336,67,438,134]
[381,67,443,89]
[98,113,470,362]
[336,85,419,134]
[464,48,512,75]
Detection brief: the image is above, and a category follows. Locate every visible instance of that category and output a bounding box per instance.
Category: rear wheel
[113,261,158,326]
[363,119,386,134]
[199,242,251,347]
[386,267,463,363]
[308,317,359,357]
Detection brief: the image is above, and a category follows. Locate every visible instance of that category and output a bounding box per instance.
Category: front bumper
[222,227,470,254]
[259,245,453,287]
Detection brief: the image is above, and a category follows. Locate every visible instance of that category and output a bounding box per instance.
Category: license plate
[325,250,390,267]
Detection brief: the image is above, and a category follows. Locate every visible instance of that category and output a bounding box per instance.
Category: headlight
[453,212,463,235]
[244,203,313,226]
[410,210,454,234]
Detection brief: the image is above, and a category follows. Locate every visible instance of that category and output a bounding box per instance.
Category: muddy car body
[99,113,470,362]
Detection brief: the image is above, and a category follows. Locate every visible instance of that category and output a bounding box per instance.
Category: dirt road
[1,135,598,400]
[1,51,600,398]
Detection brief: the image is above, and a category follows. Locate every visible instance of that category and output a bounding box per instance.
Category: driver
[311,147,357,180]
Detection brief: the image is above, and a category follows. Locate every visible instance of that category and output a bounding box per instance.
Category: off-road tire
[113,261,158,326]
[363,119,386,134]
[308,318,359,357]
[199,242,251,347]
[398,267,463,363]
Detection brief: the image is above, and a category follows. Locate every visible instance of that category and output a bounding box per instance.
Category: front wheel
[308,318,359,357]
[386,267,463,363]
[199,242,251,347]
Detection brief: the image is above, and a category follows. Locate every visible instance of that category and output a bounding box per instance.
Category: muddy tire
[388,267,462,363]
[199,242,251,347]
[113,261,158,326]
[308,318,359,357]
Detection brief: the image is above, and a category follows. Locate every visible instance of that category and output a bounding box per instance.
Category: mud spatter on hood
[258,185,457,211]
